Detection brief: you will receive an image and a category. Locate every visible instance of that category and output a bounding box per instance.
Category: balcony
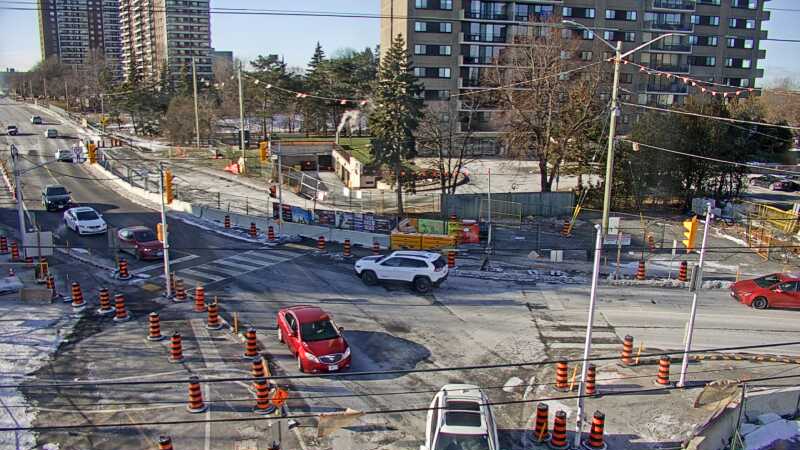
[644,20,693,33]
[464,10,510,21]
[643,82,689,94]
[462,55,498,65]
[651,0,696,11]
[650,63,690,74]
[647,41,692,53]
[463,33,507,43]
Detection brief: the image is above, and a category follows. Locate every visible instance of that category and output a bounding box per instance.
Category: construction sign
[270,388,288,408]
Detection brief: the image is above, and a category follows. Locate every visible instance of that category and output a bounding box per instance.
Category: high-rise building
[37,0,122,68]
[381,0,771,151]
[119,0,212,82]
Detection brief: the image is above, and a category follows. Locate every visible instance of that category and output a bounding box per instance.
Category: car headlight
[342,347,351,359]
[304,352,319,363]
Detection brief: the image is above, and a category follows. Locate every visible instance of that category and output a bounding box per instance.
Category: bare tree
[484,21,607,192]
[416,99,479,195]
[761,77,800,128]
[162,95,217,145]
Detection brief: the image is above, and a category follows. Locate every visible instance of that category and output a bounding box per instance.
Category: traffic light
[259,141,269,162]
[163,169,174,204]
[87,143,96,164]
[682,216,699,253]
[156,223,165,242]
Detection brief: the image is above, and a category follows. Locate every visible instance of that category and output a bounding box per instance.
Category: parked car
[55,148,74,162]
[354,250,448,293]
[63,206,107,235]
[117,226,163,260]
[750,175,781,188]
[6,125,17,136]
[44,128,58,138]
[41,184,71,211]
[730,273,800,309]
[421,384,500,450]
[771,180,799,192]
[276,305,351,373]
[31,115,42,125]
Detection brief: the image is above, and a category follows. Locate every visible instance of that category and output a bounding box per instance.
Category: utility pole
[678,203,712,387]
[100,93,105,133]
[158,163,173,299]
[64,80,69,110]
[601,41,622,235]
[43,77,47,99]
[486,168,492,253]
[192,58,201,151]
[277,146,284,234]
[10,145,26,238]
[237,61,246,166]
[574,224,603,447]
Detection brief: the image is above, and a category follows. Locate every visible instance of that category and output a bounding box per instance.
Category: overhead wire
[621,102,800,131]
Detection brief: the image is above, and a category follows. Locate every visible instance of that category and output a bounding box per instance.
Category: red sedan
[276,305,351,373]
[730,273,800,309]
[117,226,164,261]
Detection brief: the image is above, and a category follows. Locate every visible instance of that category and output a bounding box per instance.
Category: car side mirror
[774,288,783,293]
[338,326,344,333]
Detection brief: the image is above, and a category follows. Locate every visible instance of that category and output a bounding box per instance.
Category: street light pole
[192,58,201,151]
[574,224,603,448]
[601,41,622,236]
[158,163,173,299]
[237,62,246,166]
[10,145,26,238]
[678,203,712,387]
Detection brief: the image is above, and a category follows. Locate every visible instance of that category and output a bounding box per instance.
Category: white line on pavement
[130,254,200,274]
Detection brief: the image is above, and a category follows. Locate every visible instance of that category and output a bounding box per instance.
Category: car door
[378,257,403,280]
[117,230,134,254]
[284,313,301,354]
[65,211,75,229]
[769,281,796,308]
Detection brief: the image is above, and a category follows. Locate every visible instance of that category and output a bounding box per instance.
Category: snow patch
[744,419,800,450]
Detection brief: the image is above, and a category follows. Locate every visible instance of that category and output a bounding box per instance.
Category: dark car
[41,185,71,211]
[730,273,800,309]
[6,125,17,136]
[31,115,42,125]
[117,226,163,260]
[750,175,781,188]
[771,180,799,192]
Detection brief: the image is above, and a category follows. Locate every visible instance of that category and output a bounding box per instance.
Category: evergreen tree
[368,34,424,215]
[304,42,329,134]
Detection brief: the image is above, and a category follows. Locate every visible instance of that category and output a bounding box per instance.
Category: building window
[689,35,719,46]
[415,0,428,8]
[732,0,757,9]
[697,0,721,4]
[605,9,637,21]
[691,15,720,26]
[689,55,716,67]
[729,18,756,29]
[580,51,593,61]
[440,45,451,56]
[724,57,752,68]
[414,44,426,55]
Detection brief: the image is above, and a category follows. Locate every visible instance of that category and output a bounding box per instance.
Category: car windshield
[299,319,339,342]
[753,274,782,288]
[46,187,68,196]
[75,210,99,221]
[133,230,156,241]
[434,433,490,450]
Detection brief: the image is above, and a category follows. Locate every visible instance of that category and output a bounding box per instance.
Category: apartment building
[119,0,212,82]
[38,0,122,68]
[380,0,771,150]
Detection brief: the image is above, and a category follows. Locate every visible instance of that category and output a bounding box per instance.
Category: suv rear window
[444,411,482,427]
[433,257,446,269]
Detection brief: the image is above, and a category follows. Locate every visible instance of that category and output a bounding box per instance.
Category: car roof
[121,226,151,232]
[44,184,65,189]
[70,206,96,213]
[437,384,489,435]
[284,305,329,322]
[390,250,441,261]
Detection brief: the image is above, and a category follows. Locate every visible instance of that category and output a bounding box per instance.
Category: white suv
[354,250,448,293]
[421,384,499,450]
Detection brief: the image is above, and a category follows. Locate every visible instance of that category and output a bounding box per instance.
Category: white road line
[195,264,243,276]
[224,254,275,267]
[213,259,265,271]
[540,330,619,339]
[178,268,227,282]
[130,254,199,274]
[548,343,622,350]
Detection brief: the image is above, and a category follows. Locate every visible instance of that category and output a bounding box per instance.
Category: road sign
[23,231,53,257]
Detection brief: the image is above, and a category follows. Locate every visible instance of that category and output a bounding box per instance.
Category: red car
[730,273,800,309]
[276,305,351,373]
[117,226,164,260]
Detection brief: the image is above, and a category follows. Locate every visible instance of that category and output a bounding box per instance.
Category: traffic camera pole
[159,163,173,298]
[601,41,622,236]
[678,203,712,387]
[574,224,603,448]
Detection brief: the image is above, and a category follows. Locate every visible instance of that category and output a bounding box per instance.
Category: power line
[621,102,800,131]
[2,372,799,432]
[4,340,798,390]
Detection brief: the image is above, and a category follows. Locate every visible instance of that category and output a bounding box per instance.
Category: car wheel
[413,276,432,294]
[297,355,305,373]
[752,297,769,310]
[361,270,378,286]
[277,327,284,343]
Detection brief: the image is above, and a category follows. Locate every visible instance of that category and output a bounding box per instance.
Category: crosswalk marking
[163,249,304,288]
[131,254,200,275]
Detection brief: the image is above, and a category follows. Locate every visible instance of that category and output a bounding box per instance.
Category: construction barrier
[0,236,8,254]
[343,239,351,257]
[158,436,174,450]
[585,411,606,450]
[647,234,655,253]
[586,364,596,396]
[636,260,646,281]
[206,301,222,330]
[194,285,206,312]
[224,215,231,229]
[36,258,48,282]
[533,402,550,442]
[447,251,455,268]
[169,332,184,363]
[244,327,259,359]
[10,242,19,261]
[555,361,569,391]
[113,294,130,322]
[550,410,568,448]
[174,279,187,302]
[249,222,257,238]
[186,376,207,413]
[657,356,671,385]
[46,275,57,299]
[678,260,688,282]
[560,219,571,237]
[97,288,113,314]
[317,236,326,251]
[118,258,131,279]
[148,312,164,341]
[372,241,380,255]
[251,359,266,388]
[70,282,84,306]
[268,226,275,242]
[253,377,275,414]
[25,256,33,267]
[621,335,635,366]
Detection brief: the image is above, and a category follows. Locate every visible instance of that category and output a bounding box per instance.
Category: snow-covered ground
[0,299,79,450]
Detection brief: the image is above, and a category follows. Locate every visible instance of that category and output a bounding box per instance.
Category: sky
[0,0,797,85]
